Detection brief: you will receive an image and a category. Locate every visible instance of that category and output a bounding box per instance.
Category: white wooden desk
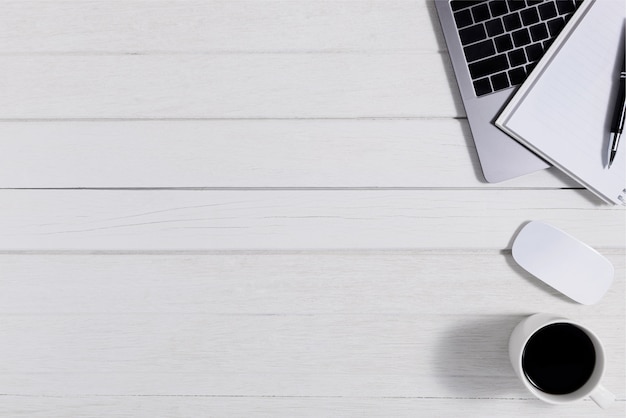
[0,1,624,416]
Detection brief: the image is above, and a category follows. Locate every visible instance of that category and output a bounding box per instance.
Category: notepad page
[497,0,625,205]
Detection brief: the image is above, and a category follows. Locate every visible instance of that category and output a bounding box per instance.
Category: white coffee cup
[509,313,615,408]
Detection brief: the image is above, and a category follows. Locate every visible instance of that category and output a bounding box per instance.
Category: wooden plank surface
[0,1,439,54]
[0,190,623,251]
[1,0,624,416]
[0,120,579,188]
[0,1,456,121]
[3,397,623,418]
[0,252,623,417]
[0,54,461,119]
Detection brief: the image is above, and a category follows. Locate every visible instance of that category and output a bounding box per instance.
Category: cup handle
[590,385,615,409]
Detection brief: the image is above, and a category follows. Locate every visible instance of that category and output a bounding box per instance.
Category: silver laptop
[435,0,585,182]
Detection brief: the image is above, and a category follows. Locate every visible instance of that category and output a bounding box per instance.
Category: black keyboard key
[521,7,540,25]
[508,1,526,12]
[538,2,558,20]
[542,38,554,51]
[512,28,531,47]
[525,43,543,62]
[459,23,487,45]
[491,72,510,91]
[547,17,565,36]
[464,39,496,62]
[494,33,514,52]
[451,1,484,11]
[503,13,522,31]
[530,22,549,42]
[473,77,492,96]
[526,61,538,74]
[489,1,508,17]
[563,11,575,23]
[454,9,473,28]
[526,1,543,5]
[508,48,527,66]
[486,18,505,36]
[508,67,526,85]
[556,0,576,14]
[469,53,509,79]
[472,3,491,22]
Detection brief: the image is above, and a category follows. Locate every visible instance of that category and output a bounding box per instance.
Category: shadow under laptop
[425,1,486,182]
[425,1,466,118]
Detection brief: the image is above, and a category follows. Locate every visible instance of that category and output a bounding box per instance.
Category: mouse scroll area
[511,221,614,305]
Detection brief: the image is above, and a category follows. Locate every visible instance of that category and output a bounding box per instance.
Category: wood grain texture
[0,54,462,119]
[1,0,623,416]
[0,120,580,188]
[0,1,439,54]
[0,252,623,403]
[0,190,623,251]
[0,2,461,120]
[2,397,624,418]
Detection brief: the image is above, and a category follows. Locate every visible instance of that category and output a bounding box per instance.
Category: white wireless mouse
[511,221,614,305]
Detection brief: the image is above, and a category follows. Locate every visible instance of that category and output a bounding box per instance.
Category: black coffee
[522,323,596,395]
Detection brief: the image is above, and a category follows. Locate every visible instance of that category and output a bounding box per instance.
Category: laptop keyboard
[451,0,582,96]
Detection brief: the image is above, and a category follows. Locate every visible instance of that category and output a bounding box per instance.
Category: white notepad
[496,0,626,205]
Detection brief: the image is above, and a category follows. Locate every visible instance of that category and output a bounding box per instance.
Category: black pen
[608,60,625,168]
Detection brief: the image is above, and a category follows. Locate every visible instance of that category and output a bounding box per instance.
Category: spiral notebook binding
[618,189,626,206]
